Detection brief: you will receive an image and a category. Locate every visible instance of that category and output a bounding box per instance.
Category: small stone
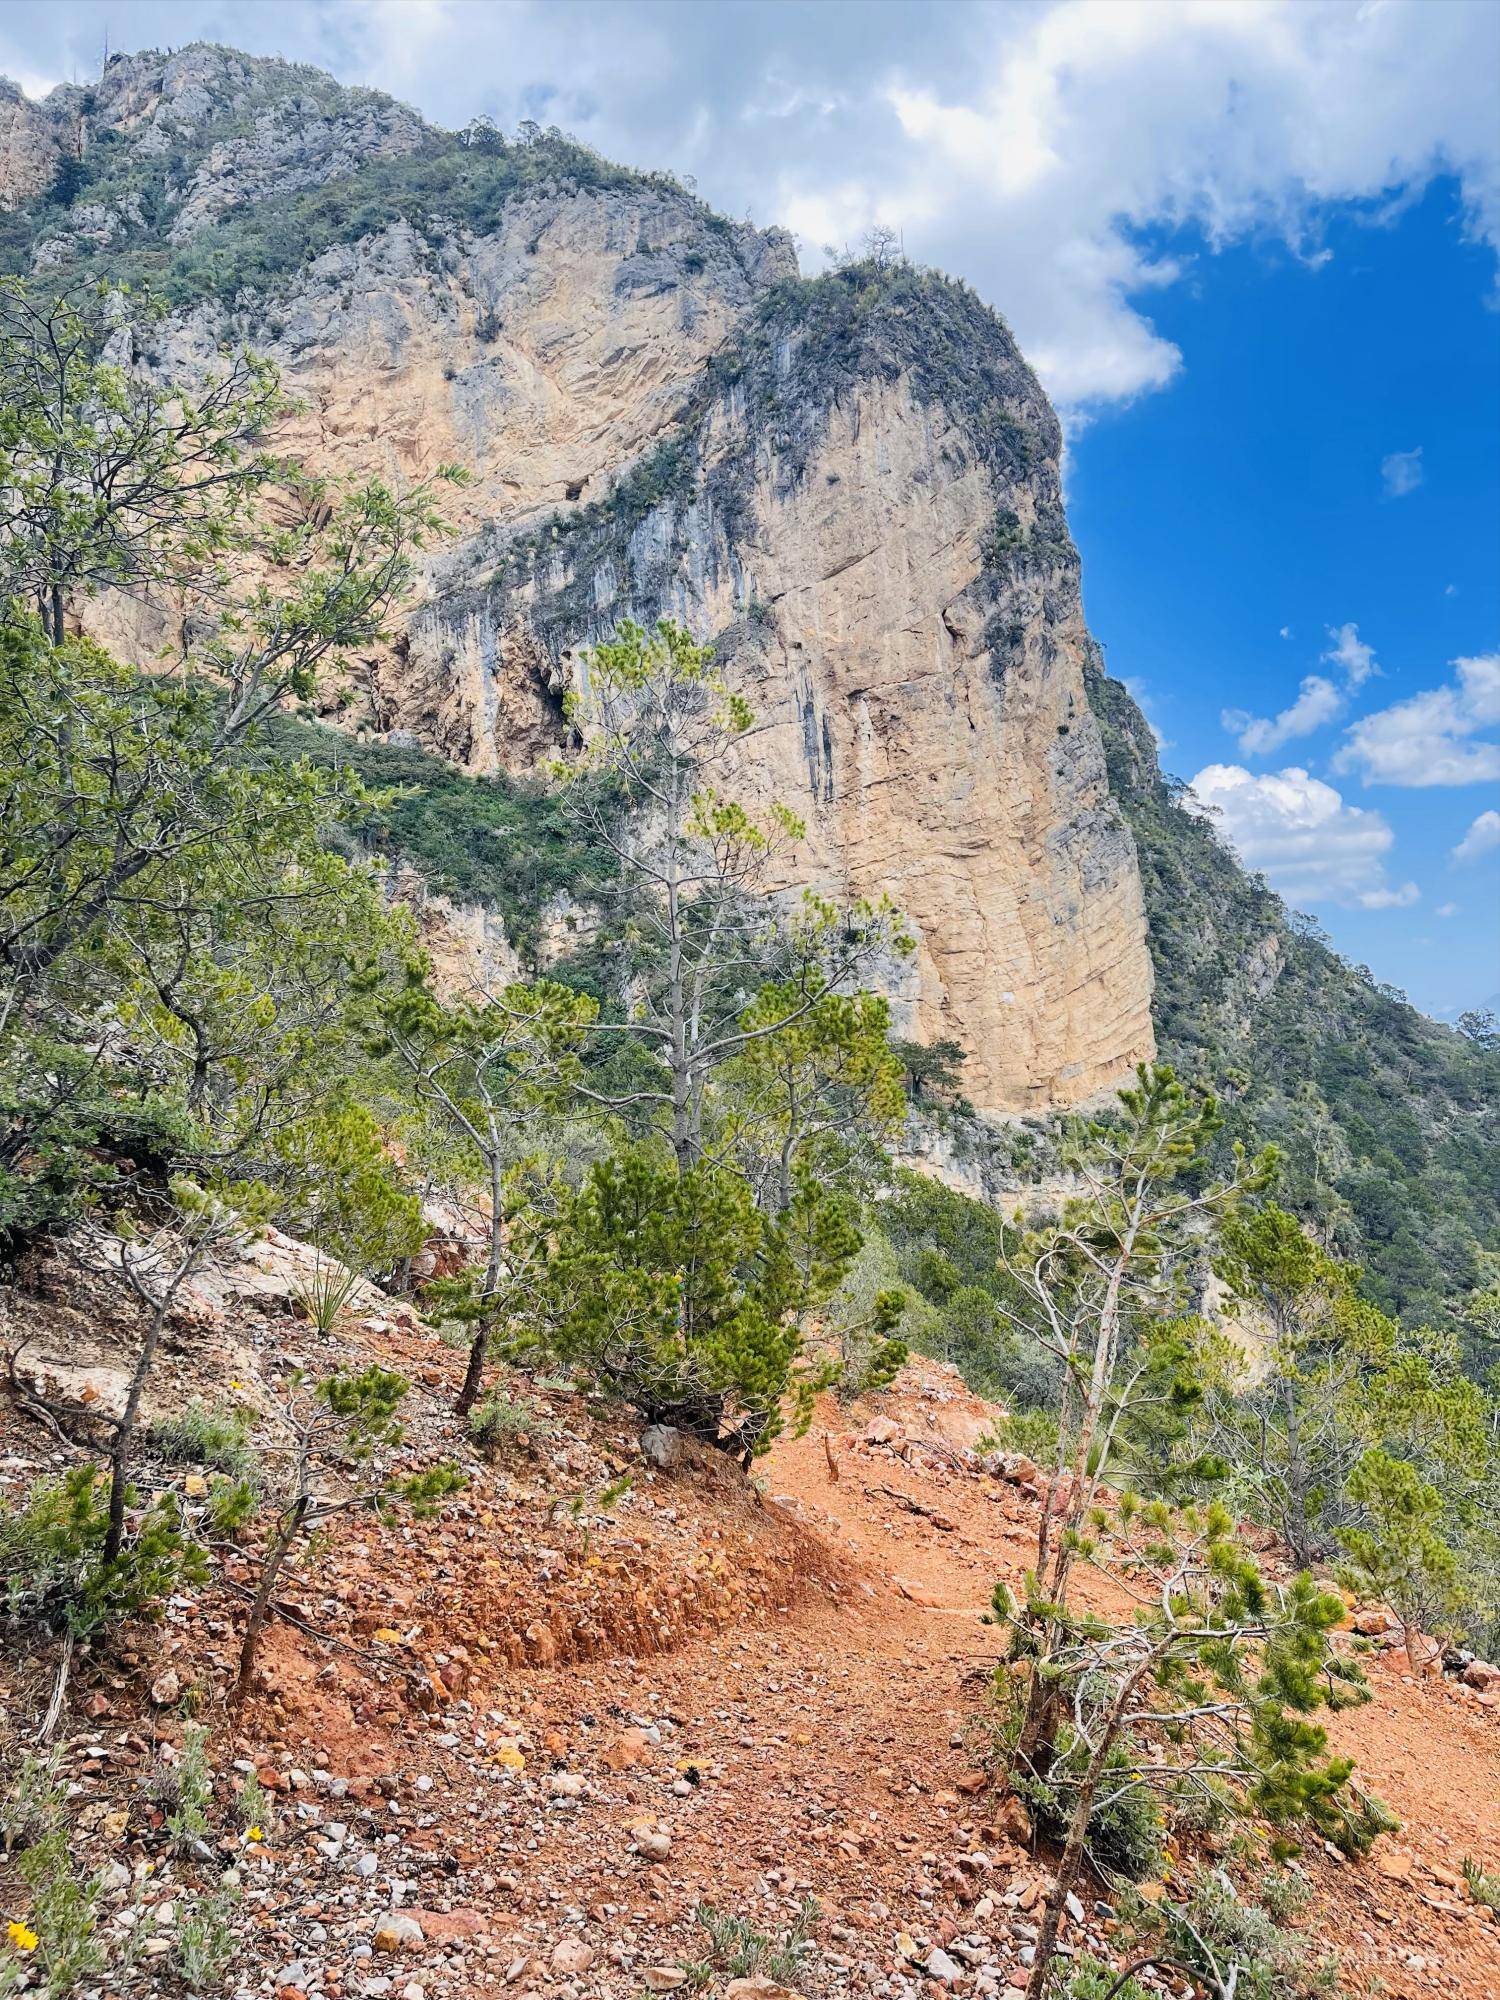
[373,1914,425,1953]
[926,1947,963,1985]
[639,1424,684,1469]
[641,1971,689,1993]
[549,1940,596,1976]
[149,1667,181,1707]
[636,1829,672,1861]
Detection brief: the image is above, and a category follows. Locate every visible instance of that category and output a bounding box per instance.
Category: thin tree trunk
[1024,1694,1133,2000]
[233,1499,308,1704]
[102,1295,171,1567]
[456,1325,489,1418]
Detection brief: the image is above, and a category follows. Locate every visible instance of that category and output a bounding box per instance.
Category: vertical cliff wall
[0,44,1155,1112]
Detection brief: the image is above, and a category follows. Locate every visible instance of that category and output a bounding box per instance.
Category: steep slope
[2,1265,1496,2000]
[0,43,1154,1116]
[2,43,1495,1308]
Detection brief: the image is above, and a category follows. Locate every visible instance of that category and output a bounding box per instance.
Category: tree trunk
[233,1499,308,1705]
[1024,1703,1128,2000]
[456,1324,489,1417]
[102,1296,170,1567]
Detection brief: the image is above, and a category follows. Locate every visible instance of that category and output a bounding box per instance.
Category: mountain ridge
[1,40,1494,1314]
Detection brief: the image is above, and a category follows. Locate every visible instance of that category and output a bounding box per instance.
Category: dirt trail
[447,1379,1500,1999]
[2,1322,1496,2000]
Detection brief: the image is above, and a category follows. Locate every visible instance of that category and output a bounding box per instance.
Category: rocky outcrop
[0,44,1156,1113]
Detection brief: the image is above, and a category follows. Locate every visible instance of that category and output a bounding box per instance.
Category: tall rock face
[0,43,1155,1114]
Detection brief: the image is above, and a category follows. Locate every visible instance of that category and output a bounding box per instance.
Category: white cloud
[1381,446,1425,498]
[1334,653,1500,787]
[1223,674,1344,755]
[3,0,1497,413]
[1220,622,1382,756]
[1357,882,1421,909]
[1187,763,1417,910]
[1278,626,1292,640]
[1436,901,1460,917]
[1453,808,1500,863]
[1321,622,1378,688]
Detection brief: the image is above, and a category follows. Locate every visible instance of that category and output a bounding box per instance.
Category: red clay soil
[1,1335,1496,2000]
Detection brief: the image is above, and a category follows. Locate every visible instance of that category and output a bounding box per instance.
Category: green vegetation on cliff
[1087,662,1499,1326]
[258,713,612,964]
[0,47,722,304]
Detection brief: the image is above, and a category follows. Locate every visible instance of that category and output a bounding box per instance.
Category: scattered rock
[549,1939,595,1976]
[1462,1657,1500,1691]
[926,1945,963,1984]
[640,1424,684,1470]
[373,1915,425,1954]
[149,1667,181,1707]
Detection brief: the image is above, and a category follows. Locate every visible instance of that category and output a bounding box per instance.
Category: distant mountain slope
[1088,663,1499,1324]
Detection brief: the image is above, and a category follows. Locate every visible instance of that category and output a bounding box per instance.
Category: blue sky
[4,1,1498,1016]
[1069,181,1500,1017]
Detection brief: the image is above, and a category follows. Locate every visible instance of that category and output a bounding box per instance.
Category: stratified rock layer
[0,44,1155,1110]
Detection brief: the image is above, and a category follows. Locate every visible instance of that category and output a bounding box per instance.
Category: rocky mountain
[2,43,1494,1311]
[0,43,1154,1116]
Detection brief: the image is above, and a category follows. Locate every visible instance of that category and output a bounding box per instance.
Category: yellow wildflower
[6,1921,38,1953]
[246,1825,264,1843]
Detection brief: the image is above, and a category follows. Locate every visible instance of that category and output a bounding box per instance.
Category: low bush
[467,1390,559,1456]
[146,1401,256,1481]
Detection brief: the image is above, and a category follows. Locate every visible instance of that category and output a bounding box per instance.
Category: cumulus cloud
[1221,623,1376,756]
[1453,808,1500,863]
[1223,675,1344,755]
[3,0,1498,413]
[1322,622,1378,689]
[1334,653,1500,787]
[1381,447,1425,498]
[1187,762,1417,910]
[1436,901,1460,917]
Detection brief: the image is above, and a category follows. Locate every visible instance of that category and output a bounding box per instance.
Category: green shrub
[1064,1958,1152,2000]
[0,1748,65,1850]
[693,1897,819,1985]
[990,1676,1165,1882]
[173,1886,240,1990]
[0,1466,206,1638]
[467,1390,559,1456]
[981,1408,1061,1465]
[231,1767,270,1834]
[12,1826,103,1995]
[1150,1871,1339,2000]
[157,1724,213,1854]
[146,1401,255,1480]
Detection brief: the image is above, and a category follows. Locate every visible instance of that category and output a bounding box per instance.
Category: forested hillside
[1089,664,1499,1329]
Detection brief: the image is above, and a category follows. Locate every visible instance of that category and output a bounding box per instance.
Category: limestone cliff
[0,43,1155,1113]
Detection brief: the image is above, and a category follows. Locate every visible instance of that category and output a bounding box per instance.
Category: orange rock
[603,1726,651,1771]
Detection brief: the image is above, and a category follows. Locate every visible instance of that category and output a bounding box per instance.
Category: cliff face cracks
[2,43,1156,1113]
